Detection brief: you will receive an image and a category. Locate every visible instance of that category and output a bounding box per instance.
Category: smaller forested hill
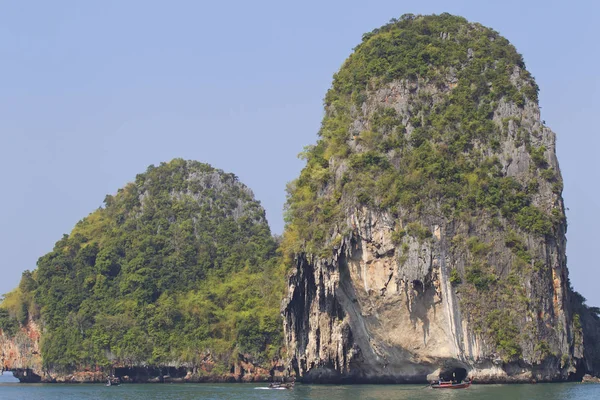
[1,159,284,374]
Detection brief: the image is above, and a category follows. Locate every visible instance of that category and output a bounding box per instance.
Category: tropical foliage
[1,159,284,372]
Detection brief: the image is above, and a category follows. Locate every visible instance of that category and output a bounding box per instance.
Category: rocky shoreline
[582,374,600,384]
[2,320,598,384]
[6,368,598,384]
[2,323,289,384]
[10,361,289,384]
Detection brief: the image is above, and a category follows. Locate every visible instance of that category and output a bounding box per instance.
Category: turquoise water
[0,381,599,400]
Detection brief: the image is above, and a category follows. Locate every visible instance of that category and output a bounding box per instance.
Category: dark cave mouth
[439,367,468,382]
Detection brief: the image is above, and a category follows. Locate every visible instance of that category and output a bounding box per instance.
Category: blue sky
[0,0,598,306]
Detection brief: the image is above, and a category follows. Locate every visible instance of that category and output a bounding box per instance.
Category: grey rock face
[139,160,266,226]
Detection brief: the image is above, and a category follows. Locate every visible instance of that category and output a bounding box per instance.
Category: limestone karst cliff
[282,13,597,383]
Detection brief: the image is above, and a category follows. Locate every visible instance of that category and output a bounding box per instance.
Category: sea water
[0,378,598,400]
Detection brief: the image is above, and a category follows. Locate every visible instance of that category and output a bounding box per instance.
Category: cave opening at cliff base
[439,367,468,383]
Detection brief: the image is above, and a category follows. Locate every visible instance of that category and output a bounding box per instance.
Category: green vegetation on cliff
[284,13,556,257]
[0,308,19,337]
[1,159,284,372]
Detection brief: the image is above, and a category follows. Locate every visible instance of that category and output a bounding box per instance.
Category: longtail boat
[431,379,472,389]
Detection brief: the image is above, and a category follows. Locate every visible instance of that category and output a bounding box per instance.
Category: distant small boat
[266,382,294,390]
[106,377,121,387]
[431,380,472,389]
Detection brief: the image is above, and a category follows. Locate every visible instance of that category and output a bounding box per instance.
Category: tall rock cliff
[282,14,592,383]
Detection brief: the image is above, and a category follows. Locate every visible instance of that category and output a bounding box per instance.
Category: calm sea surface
[0,374,599,400]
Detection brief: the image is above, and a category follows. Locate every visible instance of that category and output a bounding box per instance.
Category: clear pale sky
[0,0,598,305]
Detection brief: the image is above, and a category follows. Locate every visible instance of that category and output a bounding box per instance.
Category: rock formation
[1,159,285,382]
[282,13,596,383]
[1,319,42,382]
